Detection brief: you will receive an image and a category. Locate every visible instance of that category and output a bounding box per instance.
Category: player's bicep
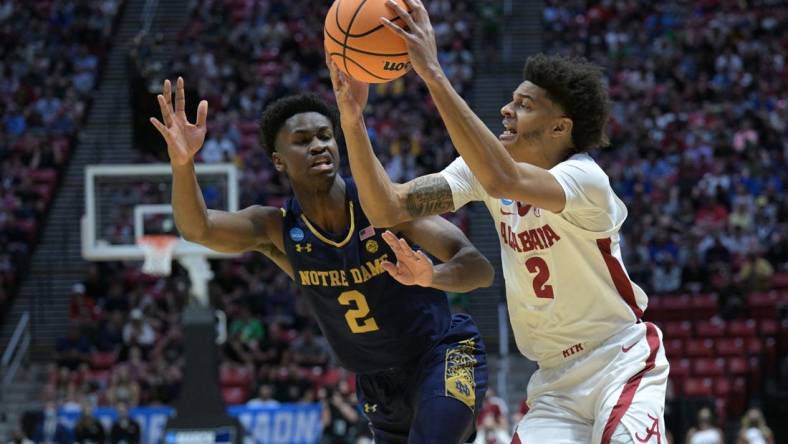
[509,163,567,213]
[395,215,472,262]
[197,205,280,253]
[398,173,456,219]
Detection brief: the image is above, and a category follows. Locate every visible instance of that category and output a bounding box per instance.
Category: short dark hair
[258,94,340,157]
[523,54,611,151]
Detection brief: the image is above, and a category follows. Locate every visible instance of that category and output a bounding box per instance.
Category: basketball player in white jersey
[324,0,669,442]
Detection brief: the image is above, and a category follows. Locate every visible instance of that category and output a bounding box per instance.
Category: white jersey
[441,153,648,368]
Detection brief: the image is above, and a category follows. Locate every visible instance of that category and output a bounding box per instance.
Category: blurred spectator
[318,385,360,444]
[6,430,33,444]
[31,402,71,444]
[473,415,511,444]
[246,384,279,407]
[736,408,774,444]
[73,401,106,444]
[106,366,141,408]
[68,283,99,326]
[735,253,774,291]
[122,308,156,351]
[54,325,90,370]
[229,304,265,343]
[291,328,331,368]
[109,402,140,444]
[476,387,508,430]
[651,255,682,294]
[685,407,723,444]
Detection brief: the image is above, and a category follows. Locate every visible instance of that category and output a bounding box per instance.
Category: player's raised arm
[382,216,494,293]
[380,0,567,213]
[150,77,283,255]
[327,56,456,227]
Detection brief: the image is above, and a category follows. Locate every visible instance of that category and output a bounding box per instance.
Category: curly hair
[258,94,340,157]
[523,54,611,151]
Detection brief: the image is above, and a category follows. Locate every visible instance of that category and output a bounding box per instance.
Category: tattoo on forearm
[405,175,454,217]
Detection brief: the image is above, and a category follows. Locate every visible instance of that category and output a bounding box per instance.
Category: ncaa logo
[289,227,305,242]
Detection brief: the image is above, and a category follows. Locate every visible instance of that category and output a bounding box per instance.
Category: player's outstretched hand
[380,230,434,287]
[149,77,208,167]
[380,0,441,82]
[325,48,369,121]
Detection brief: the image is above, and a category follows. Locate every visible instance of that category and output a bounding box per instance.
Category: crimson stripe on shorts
[510,431,522,444]
[597,238,643,318]
[600,323,660,444]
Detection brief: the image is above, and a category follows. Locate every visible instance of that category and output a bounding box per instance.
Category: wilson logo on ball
[383,61,411,72]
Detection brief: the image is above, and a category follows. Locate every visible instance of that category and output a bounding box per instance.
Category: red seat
[692,358,725,377]
[90,351,117,370]
[772,271,788,288]
[663,294,691,321]
[690,294,718,319]
[715,398,728,423]
[684,378,713,397]
[696,320,726,338]
[713,377,731,397]
[663,338,683,358]
[745,337,763,355]
[222,386,248,405]
[663,321,693,339]
[729,378,748,416]
[747,292,779,318]
[715,338,745,356]
[220,365,252,388]
[728,319,757,337]
[88,369,111,387]
[759,319,779,336]
[727,356,748,376]
[685,339,715,357]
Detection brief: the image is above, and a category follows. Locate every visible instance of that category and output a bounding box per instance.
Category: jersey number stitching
[525,257,554,299]
[338,290,380,334]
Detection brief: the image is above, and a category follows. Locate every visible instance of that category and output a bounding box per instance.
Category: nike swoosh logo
[622,340,639,353]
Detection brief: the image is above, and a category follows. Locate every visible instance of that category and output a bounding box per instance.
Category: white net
[138,235,178,276]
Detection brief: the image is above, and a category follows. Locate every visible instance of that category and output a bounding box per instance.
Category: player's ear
[271,152,286,173]
[552,117,573,139]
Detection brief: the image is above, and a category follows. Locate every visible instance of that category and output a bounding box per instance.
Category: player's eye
[318,132,332,141]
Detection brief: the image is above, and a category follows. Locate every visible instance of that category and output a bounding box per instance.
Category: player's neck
[294,177,350,235]
[514,142,573,168]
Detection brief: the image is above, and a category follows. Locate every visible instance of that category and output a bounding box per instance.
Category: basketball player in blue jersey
[150,77,493,443]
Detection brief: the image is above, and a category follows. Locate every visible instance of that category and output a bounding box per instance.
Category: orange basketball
[324,0,412,83]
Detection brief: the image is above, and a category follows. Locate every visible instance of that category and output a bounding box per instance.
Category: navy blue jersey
[281,179,452,374]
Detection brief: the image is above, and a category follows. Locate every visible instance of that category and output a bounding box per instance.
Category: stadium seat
[690,294,718,319]
[662,321,693,339]
[715,338,745,356]
[663,294,690,321]
[222,386,248,405]
[683,378,713,397]
[220,365,252,388]
[663,338,684,358]
[745,337,763,355]
[713,377,731,397]
[747,291,779,319]
[728,319,757,337]
[759,319,778,336]
[727,357,748,376]
[772,271,788,288]
[668,359,691,391]
[696,320,726,338]
[692,358,725,377]
[685,339,714,357]
[89,351,117,370]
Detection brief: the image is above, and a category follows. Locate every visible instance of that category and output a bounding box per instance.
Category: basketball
[324,0,412,83]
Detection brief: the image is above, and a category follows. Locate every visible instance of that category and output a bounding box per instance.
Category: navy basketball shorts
[355,314,489,443]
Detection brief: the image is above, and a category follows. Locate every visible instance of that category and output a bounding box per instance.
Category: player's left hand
[380,0,442,82]
[380,230,435,287]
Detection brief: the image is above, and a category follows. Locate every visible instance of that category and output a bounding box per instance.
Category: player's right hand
[149,77,208,167]
[325,45,369,121]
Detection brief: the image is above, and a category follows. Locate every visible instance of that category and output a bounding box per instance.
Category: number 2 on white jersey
[525,257,554,299]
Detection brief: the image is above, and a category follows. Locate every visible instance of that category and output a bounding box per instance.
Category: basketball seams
[340,0,369,75]
[325,28,409,57]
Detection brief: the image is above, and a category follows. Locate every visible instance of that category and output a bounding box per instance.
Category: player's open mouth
[310,156,334,171]
[500,121,517,141]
